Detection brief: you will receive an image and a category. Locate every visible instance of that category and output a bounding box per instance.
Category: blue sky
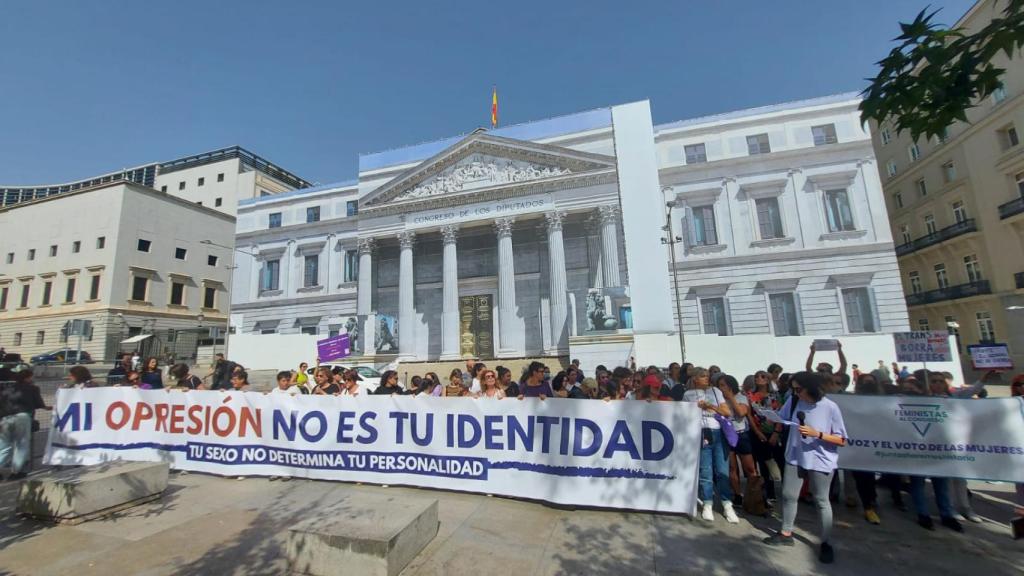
[0,0,976,186]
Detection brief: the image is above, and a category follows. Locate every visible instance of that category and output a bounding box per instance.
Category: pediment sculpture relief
[393,154,570,201]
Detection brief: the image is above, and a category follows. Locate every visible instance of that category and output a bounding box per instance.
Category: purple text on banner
[316,333,351,362]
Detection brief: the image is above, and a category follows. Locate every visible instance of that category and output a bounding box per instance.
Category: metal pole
[224,255,236,358]
[665,201,686,362]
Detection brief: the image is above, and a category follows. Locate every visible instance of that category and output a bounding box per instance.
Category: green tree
[860,0,1024,140]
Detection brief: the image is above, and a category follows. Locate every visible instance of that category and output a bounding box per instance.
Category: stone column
[598,205,621,287]
[323,234,336,293]
[545,211,569,353]
[440,225,461,360]
[494,217,517,356]
[249,245,261,300]
[355,237,376,356]
[397,231,417,360]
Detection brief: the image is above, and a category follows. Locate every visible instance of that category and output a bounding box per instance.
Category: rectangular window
[684,143,707,164]
[49,245,57,257]
[916,178,927,197]
[89,275,100,300]
[842,287,877,333]
[64,278,75,303]
[700,297,729,336]
[303,255,319,288]
[976,311,995,341]
[170,281,185,306]
[746,133,771,155]
[306,206,321,223]
[924,214,936,235]
[215,197,222,207]
[812,124,838,146]
[174,247,187,260]
[97,236,105,249]
[137,239,151,252]
[72,241,80,253]
[13,333,21,346]
[262,260,280,291]
[42,281,52,306]
[28,249,35,261]
[269,213,282,228]
[161,185,167,193]
[992,85,1007,104]
[755,197,784,239]
[998,124,1019,150]
[1017,171,1024,198]
[942,161,957,183]
[881,128,892,145]
[20,284,30,308]
[217,173,225,182]
[918,318,930,331]
[824,189,855,232]
[178,181,185,191]
[5,252,12,264]
[131,276,148,302]
[300,326,318,336]
[893,192,903,209]
[934,263,949,289]
[952,201,967,223]
[908,144,921,162]
[208,255,219,267]
[344,250,359,282]
[769,292,801,336]
[936,127,949,144]
[197,177,205,187]
[0,286,8,309]
[35,330,44,345]
[909,271,922,294]
[691,205,718,245]
[886,160,897,178]
[346,200,358,217]
[204,286,216,309]
[964,254,983,283]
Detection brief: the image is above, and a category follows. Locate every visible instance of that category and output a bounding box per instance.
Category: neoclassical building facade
[232,94,908,366]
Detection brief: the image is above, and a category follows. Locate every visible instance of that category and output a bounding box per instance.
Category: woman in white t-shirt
[478,369,506,400]
[683,368,737,524]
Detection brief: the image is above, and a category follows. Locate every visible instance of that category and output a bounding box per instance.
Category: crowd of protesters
[2,342,1023,565]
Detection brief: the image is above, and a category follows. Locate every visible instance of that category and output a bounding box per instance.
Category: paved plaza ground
[0,379,1020,575]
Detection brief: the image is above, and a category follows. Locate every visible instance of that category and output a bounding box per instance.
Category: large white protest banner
[45,389,702,514]
[833,395,1024,482]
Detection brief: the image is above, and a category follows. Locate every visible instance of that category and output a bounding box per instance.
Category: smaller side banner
[45,389,702,514]
[833,395,1024,482]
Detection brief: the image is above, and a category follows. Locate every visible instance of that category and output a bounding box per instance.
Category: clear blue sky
[0,0,976,186]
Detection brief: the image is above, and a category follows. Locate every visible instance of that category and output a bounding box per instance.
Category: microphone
[797,411,806,436]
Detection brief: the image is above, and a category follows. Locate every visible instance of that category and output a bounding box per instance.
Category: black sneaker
[940,516,964,533]
[917,515,935,530]
[819,542,835,564]
[763,532,795,547]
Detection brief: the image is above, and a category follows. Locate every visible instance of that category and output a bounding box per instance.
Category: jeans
[781,464,835,543]
[698,428,733,503]
[852,471,878,510]
[909,476,953,518]
[0,412,31,475]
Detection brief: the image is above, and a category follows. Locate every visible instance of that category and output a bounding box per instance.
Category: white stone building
[232,94,909,368]
[0,182,235,362]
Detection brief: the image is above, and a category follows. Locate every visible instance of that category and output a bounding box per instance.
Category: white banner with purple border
[833,395,1024,482]
[45,388,702,514]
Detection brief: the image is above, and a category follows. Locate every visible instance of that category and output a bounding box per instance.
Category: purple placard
[316,333,351,362]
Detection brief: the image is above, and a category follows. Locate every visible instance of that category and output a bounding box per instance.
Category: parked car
[305,364,382,392]
[0,352,24,372]
[30,349,94,365]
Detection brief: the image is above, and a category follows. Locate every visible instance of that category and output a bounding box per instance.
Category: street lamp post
[201,240,255,358]
[660,192,686,362]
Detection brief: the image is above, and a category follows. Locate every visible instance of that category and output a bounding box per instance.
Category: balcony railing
[905,279,991,306]
[895,218,977,256]
[1016,272,1024,289]
[999,196,1024,220]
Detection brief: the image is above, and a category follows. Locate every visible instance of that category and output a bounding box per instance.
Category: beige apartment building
[872,0,1024,378]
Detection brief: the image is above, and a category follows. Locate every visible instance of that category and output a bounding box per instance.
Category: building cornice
[233,291,357,311]
[670,241,898,271]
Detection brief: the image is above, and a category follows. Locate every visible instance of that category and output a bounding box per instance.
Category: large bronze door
[459,294,494,359]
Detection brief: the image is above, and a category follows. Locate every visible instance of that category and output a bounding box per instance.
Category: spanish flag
[491,86,498,128]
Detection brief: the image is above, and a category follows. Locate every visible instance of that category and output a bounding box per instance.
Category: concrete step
[17,461,169,524]
[286,493,439,576]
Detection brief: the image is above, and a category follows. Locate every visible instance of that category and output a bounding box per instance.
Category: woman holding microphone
[763,371,847,565]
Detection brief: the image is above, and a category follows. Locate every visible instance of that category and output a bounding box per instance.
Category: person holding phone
[763,371,847,565]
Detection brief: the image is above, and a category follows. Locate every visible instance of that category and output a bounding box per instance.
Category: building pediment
[361,132,616,212]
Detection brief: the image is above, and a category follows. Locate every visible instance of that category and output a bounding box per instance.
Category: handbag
[714,413,739,447]
[744,474,768,516]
